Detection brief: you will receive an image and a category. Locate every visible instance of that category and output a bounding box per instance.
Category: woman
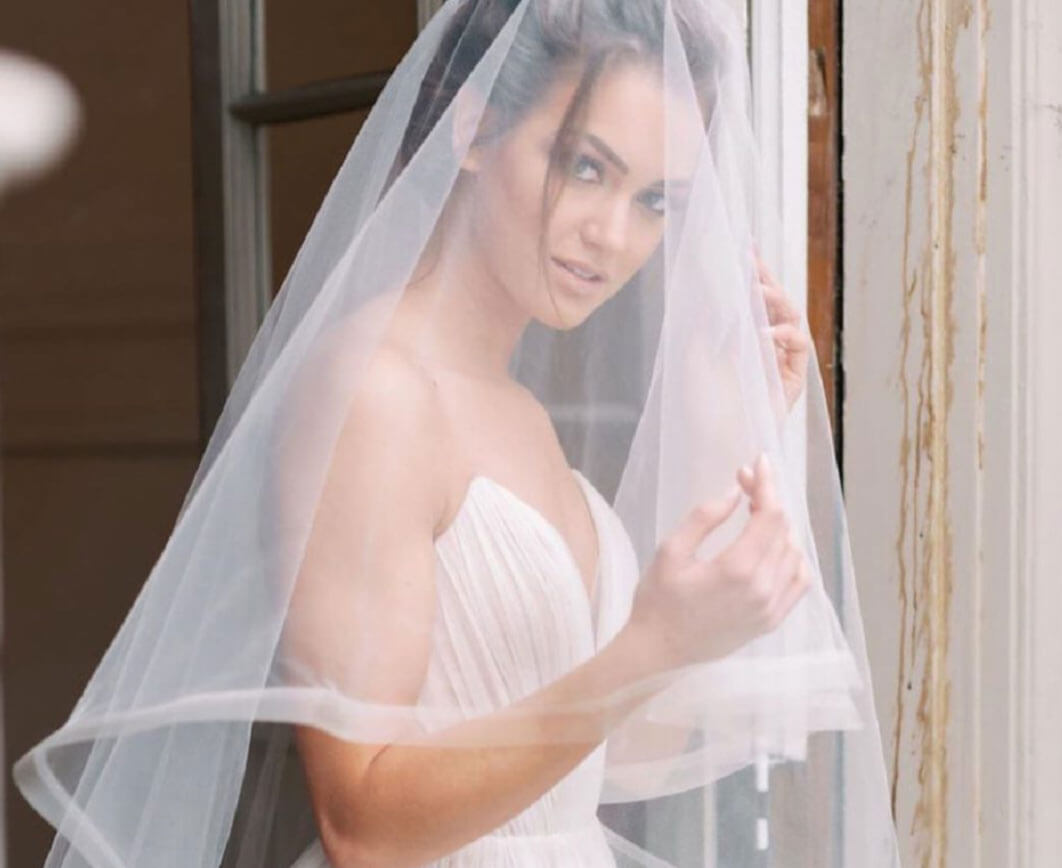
[14,1,899,866]
[289,4,812,864]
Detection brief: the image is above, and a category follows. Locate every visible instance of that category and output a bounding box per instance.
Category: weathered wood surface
[843,0,1062,865]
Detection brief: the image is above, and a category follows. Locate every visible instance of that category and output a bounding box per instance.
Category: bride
[288,1,812,865]
[13,1,900,866]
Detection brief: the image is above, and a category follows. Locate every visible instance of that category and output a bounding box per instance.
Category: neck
[399,196,531,382]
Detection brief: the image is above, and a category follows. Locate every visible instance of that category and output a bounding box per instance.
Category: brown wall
[264,0,417,292]
[0,2,199,864]
[0,1,418,863]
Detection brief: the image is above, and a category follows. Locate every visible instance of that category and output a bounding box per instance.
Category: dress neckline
[435,470,603,610]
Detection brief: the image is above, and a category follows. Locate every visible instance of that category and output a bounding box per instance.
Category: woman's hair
[394,0,720,183]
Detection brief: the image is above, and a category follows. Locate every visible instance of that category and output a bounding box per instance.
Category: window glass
[264,0,417,91]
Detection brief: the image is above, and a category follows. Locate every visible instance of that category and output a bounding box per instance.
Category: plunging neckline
[435,470,602,609]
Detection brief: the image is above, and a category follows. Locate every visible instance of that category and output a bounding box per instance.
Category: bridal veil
[14,1,900,865]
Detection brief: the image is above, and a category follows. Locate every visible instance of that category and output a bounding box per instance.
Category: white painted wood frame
[750,0,809,317]
[843,0,1062,864]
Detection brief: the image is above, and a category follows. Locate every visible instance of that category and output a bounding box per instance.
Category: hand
[625,453,812,670]
[754,253,810,414]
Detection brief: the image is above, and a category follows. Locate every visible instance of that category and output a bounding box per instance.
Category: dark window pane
[267,110,370,294]
[264,0,417,91]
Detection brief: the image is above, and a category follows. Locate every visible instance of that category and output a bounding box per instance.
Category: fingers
[665,485,743,561]
[769,322,810,355]
[736,463,754,494]
[754,255,779,289]
[752,257,799,324]
[722,503,785,573]
[731,454,798,579]
[769,323,811,386]
[736,453,781,514]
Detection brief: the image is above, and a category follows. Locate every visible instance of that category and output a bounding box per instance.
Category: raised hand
[626,453,812,670]
[754,254,810,414]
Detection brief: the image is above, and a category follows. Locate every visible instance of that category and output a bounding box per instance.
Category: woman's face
[466,60,701,330]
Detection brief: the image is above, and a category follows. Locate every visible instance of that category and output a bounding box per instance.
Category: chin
[535,289,608,331]
[509,258,619,330]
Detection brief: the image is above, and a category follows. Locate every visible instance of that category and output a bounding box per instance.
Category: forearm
[324,624,667,868]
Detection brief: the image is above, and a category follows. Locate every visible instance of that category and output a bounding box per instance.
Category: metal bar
[417,0,447,31]
[219,0,272,391]
[188,0,272,440]
[229,71,391,126]
[187,0,228,445]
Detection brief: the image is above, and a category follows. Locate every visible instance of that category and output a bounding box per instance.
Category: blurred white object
[0,49,80,195]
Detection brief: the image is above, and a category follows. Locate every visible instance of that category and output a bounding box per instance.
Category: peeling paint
[891,0,982,864]
[845,0,1042,861]
[892,0,930,832]
[973,1,990,859]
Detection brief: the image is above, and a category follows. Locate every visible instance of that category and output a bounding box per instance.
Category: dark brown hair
[394,0,719,182]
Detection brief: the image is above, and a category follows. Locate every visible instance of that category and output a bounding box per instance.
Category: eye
[570,153,604,183]
[638,189,667,216]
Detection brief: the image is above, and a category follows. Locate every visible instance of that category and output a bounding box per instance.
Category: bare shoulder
[331,339,451,522]
[352,341,444,429]
[510,380,564,444]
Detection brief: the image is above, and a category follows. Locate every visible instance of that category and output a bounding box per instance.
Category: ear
[451,83,489,173]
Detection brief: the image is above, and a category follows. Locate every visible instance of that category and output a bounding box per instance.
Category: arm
[298,623,667,868]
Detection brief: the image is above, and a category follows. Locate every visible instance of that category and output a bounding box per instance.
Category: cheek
[494,143,549,229]
[621,220,665,275]
[471,160,552,288]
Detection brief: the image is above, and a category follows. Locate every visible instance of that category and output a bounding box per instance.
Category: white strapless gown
[292,470,640,868]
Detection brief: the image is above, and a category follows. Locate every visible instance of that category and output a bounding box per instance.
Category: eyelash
[570,153,604,183]
[568,153,668,218]
[639,190,667,216]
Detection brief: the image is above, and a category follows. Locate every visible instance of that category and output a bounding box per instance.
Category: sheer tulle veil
[13,1,900,866]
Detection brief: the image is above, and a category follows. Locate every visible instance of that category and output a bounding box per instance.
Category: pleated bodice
[292,470,639,868]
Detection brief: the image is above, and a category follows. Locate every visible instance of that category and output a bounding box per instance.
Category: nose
[580,195,629,253]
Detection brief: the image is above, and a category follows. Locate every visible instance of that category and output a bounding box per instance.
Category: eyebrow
[586,134,629,175]
[584,133,693,192]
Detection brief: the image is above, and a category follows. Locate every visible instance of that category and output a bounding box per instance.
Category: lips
[552,256,606,284]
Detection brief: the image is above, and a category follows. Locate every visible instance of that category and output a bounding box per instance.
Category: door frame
[841,0,1062,863]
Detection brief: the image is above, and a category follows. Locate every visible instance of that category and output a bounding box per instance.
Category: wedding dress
[291,470,634,868]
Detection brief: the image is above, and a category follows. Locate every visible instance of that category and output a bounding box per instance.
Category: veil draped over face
[14,1,900,866]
